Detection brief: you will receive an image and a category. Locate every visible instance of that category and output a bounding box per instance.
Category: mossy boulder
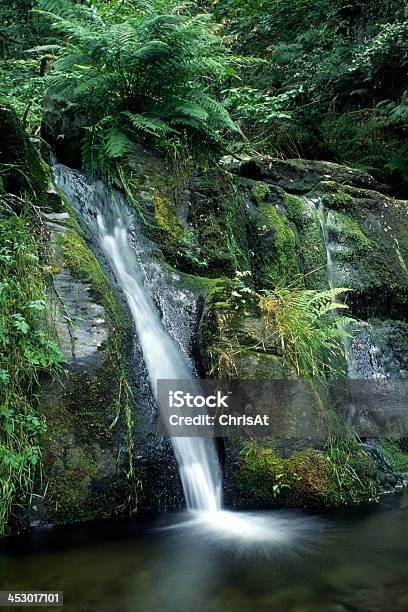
[197,279,293,379]
[236,440,381,509]
[315,182,408,319]
[228,157,387,194]
[0,105,63,211]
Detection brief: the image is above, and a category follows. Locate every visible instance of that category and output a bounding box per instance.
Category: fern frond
[105,128,132,159]
[123,111,174,136]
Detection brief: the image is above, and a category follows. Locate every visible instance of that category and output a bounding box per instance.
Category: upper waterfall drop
[53,164,221,513]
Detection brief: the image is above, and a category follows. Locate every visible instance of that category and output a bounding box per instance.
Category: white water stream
[53,165,324,545]
[54,166,221,513]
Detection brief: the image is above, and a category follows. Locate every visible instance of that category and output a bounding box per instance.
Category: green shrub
[259,286,349,378]
[381,437,408,474]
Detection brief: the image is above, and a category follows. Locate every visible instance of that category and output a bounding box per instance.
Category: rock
[0,105,64,211]
[314,182,408,320]
[42,97,88,168]
[360,439,404,491]
[32,206,137,525]
[228,157,388,194]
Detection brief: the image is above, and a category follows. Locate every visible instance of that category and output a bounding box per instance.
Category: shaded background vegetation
[1,0,407,191]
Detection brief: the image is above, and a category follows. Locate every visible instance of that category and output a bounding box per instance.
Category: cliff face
[2,106,407,529]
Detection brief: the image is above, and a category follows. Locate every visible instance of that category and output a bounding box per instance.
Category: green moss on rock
[37,217,138,524]
[249,182,301,288]
[198,279,291,378]
[0,105,63,211]
[279,189,328,289]
[381,438,408,474]
[238,440,380,508]
[316,183,408,318]
[57,229,124,324]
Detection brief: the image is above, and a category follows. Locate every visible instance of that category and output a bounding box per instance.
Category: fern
[123,111,174,136]
[259,286,350,378]
[105,128,132,159]
[33,0,238,177]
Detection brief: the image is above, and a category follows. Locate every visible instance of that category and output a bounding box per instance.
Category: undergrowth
[0,202,62,535]
[258,285,350,378]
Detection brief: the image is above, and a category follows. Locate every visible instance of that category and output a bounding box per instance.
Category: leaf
[105,128,132,159]
[28,300,46,311]
[13,314,29,334]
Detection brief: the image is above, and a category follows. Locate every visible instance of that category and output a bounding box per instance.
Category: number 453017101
[0,591,63,607]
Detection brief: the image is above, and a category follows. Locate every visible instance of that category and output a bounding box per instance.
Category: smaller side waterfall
[53,165,222,513]
[312,197,404,380]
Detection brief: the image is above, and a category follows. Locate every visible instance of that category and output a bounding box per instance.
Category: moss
[316,183,408,318]
[277,188,307,227]
[251,181,272,206]
[179,272,223,296]
[40,222,139,523]
[0,105,64,211]
[181,170,252,277]
[238,439,380,508]
[330,212,371,251]
[41,344,134,522]
[57,229,124,324]
[197,279,293,378]
[250,182,301,288]
[381,437,408,474]
[320,182,354,210]
[279,190,328,289]
[153,190,183,242]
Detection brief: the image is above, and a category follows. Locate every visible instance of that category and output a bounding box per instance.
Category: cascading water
[53,163,322,546]
[53,165,221,513]
[311,196,403,380]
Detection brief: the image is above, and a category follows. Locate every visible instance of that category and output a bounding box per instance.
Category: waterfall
[312,197,402,380]
[53,165,221,513]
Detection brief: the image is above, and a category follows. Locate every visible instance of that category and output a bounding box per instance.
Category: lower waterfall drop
[54,165,221,513]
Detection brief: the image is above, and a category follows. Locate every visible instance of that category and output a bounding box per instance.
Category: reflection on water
[1,491,407,612]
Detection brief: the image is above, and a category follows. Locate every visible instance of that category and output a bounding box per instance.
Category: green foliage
[239,441,300,504]
[381,437,408,474]
[0,1,44,60]
[32,0,238,178]
[326,436,381,505]
[0,59,47,133]
[210,0,408,190]
[0,206,62,535]
[259,286,349,378]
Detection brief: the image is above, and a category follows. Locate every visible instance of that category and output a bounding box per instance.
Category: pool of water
[1,491,407,612]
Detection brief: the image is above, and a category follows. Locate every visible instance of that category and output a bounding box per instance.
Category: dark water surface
[0,491,407,612]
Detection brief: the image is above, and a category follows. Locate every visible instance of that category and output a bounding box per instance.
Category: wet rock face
[34,209,132,525]
[40,165,193,522]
